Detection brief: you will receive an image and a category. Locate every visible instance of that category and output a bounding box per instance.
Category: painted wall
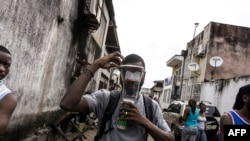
[0,0,80,139]
[201,76,250,114]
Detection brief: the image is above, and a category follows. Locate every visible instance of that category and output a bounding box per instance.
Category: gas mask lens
[124,71,142,82]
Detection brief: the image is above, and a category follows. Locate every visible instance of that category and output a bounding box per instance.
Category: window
[205,105,221,117]
[166,103,181,114]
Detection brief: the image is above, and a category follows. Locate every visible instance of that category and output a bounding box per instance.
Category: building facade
[161,22,250,113]
[0,0,120,140]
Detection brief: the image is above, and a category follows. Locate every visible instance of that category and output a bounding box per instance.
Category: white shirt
[0,81,11,100]
[197,115,206,130]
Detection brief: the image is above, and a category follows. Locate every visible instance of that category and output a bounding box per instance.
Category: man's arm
[60,51,124,113]
[0,94,17,136]
[219,112,232,141]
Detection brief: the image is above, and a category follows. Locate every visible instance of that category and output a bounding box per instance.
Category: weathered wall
[183,22,250,102]
[201,76,250,114]
[206,22,250,80]
[0,0,81,139]
[185,22,250,82]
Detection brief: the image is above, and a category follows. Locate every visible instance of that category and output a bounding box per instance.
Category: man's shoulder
[92,89,110,96]
[88,89,120,103]
[84,89,110,102]
[146,96,158,108]
[0,93,17,110]
[220,111,233,125]
[224,110,236,116]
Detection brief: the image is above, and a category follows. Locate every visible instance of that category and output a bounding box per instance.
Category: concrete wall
[0,0,80,139]
[201,76,250,114]
[205,22,250,80]
[182,22,250,102]
[185,22,250,83]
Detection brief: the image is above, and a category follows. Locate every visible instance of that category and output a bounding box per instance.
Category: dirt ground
[62,128,154,141]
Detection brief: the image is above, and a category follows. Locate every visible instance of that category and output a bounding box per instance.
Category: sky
[112,0,250,88]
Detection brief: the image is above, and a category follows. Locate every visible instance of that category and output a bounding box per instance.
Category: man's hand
[119,101,147,125]
[94,51,124,69]
[120,101,175,141]
[60,51,124,113]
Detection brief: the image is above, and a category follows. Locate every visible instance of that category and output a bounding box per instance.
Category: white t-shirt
[197,115,206,130]
[0,81,11,100]
[84,89,170,141]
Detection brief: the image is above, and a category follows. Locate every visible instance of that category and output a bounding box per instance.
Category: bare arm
[182,107,190,122]
[60,51,124,113]
[219,113,232,141]
[0,94,17,136]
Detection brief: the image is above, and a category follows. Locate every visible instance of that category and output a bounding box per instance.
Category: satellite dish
[209,56,223,67]
[188,62,199,71]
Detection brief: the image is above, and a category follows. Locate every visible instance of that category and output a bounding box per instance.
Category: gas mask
[120,65,145,103]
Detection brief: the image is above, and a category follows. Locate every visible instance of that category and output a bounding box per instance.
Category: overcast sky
[112,0,250,88]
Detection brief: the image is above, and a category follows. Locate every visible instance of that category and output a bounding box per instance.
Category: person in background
[148,92,153,99]
[0,45,17,136]
[180,99,199,141]
[216,128,220,141]
[153,97,159,103]
[196,102,207,141]
[219,84,250,141]
[60,52,174,141]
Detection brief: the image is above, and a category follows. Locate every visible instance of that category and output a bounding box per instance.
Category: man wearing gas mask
[60,51,174,141]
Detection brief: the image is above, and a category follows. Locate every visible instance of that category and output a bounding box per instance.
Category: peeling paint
[0,0,80,139]
[201,76,250,114]
[215,79,230,92]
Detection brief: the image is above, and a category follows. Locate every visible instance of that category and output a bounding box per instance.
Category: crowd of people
[1,44,250,141]
[180,83,250,141]
[179,99,207,141]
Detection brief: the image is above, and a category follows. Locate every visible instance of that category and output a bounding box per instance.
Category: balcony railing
[164,75,181,86]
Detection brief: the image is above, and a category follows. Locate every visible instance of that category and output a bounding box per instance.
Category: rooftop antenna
[193,23,199,38]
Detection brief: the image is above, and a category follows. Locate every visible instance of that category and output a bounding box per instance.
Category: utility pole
[180,50,187,100]
[189,22,199,99]
[193,23,199,38]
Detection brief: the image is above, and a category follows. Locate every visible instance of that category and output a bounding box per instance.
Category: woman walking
[196,102,207,141]
[180,99,199,141]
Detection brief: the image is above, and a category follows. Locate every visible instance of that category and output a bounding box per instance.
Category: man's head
[233,84,250,111]
[120,54,145,92]
[122,54,145,69]
[0,45,11,80]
